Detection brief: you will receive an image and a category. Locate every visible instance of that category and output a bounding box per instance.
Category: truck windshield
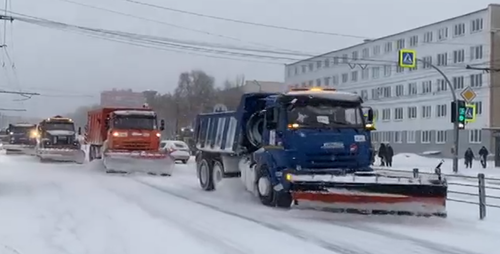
[9,126,33,134]
[287,101,363,128]
[113,115,157,130]
[44,123,75,131]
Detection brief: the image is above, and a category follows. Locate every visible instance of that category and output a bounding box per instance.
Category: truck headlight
[112,132,127,137]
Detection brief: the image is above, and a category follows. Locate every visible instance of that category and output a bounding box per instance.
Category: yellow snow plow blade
[103,150,174,176]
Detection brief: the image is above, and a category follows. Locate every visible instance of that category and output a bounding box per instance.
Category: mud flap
[287,172,447,217]
[103,151,175,176]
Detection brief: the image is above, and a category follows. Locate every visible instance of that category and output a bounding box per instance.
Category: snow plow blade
[285,170,447,217]
[3,144,35,155]
[103,151,174,176]
[37,148,85,164]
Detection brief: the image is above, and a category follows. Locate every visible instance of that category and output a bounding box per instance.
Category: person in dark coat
[385,143,394,167]
[378,143,386,166]
[464,148,474,168]
[478,146,489,169]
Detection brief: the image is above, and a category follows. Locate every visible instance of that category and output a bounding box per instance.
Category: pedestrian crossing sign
[398,49,416,68]
[465,104,476,123]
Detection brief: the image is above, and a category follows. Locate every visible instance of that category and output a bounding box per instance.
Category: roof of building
[288,5,494,66]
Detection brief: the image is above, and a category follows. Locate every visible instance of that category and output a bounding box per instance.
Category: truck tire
[256,166,292,208]
[198,158,215,191]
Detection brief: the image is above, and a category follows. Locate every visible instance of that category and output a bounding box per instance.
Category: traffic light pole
[417,59,459,173]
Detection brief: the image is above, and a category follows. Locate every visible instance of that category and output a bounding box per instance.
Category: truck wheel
[256,166,292,208]
[198,158,215,191]
[212,161,224,189]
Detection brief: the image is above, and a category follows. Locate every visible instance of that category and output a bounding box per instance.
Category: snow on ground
[0,151,497,254]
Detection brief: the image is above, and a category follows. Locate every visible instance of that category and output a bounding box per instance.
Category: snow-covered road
[0,153,497,254]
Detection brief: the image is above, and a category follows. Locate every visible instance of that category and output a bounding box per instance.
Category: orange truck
[86,105,174,176]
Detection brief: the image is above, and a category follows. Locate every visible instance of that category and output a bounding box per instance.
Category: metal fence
[374,167,500,220]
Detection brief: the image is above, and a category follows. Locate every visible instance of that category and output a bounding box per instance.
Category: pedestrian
[464,147,475,168]
[479,146,489,169]
[385,143,394,167]
[378,143,386,166]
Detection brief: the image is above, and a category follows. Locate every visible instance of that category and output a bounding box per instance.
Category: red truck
[86,106,174,176]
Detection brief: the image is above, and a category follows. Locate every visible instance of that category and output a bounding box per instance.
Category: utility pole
[398,49,459,173]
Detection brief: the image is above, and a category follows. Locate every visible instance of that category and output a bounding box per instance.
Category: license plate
[58,136,68,139]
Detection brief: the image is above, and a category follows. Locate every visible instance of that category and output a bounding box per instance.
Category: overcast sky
[0,0,494,117]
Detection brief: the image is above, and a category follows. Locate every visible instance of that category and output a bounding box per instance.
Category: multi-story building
[100,89,145,108]
[285,4,500,158]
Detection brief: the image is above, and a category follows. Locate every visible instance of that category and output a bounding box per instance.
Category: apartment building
[284,4,500,158]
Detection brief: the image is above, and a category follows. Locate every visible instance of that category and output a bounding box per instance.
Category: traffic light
[451,100,466,129]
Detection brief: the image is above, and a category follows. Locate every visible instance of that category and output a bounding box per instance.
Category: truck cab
[104,109,165,152]
[261,88,374,171]
[37,116,81,149]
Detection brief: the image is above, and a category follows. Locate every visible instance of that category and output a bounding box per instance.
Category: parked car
[160,140,191,164]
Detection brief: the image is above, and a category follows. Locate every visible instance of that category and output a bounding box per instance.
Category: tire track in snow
[319,219,482,254]
[133,178,372,254]
[102,183,251,254]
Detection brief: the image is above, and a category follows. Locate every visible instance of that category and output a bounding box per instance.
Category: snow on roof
[113,110,156,116]
[11,123,36,127]
[285,90,361,102]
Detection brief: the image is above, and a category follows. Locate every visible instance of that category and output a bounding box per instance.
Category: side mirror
[363,107,376,131]
[265,108,277,129]
[104,118,110,129]
[160,119,165,131]
[366,108,374,122]
[78,127,82,135]
[5,129,9,134]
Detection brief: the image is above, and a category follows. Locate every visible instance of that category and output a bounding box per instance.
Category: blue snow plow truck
[194,87,447,217]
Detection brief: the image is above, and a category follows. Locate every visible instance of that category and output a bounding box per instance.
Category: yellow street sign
[460,86,477,103]
[398,49,416,68]
[465,104,476,123]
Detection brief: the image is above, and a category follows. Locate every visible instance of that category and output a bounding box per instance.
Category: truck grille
[120,141,151,150]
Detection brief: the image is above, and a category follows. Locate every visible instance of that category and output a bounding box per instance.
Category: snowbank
[374,153,500,179]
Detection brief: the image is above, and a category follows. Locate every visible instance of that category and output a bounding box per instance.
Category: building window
[470,45,483,60]
[422,80,432,94]
[437,79,447,91]
[361,68,369,80]
[316,78,321,86]
[332,75,339,85]
[453,23,465,37]
[309,63,314,71]
[316,60,322,69]
[408,106,417,119]
[395,84,404,96]
[453,76,464,90]
[394,131,403,143]
[342,73,348,83]
[469,129,482,143]
[421,130,431,143]
[362,48,369,59]
[473,101,482,115]
[352,51,358,61]
[301,65,306,73]
[381,131,391,143]
[396,65,404,73]
[384,65,392,77]
[382,86,391,98]
[324,77,331,86]
[333,56,340,65]
[407,130,416,143]
[396,39,405,50]
[384,42,392,53]
[394,107,403,120]
[372,88,380,100]
[382,108,391,121]
[438,27,448,40]
[308,80,313,87]
[301,82,306,87]
[437,104,447,117]
[342,54,348,63]
[373,45,380,56]
[409,35,418,47]
[360,90,368,100]
[436,130,447,144]
[408,82,417,95]
[471,18,483,33]
[294,66,298,75]
[422,105,431,118]
[470,73,482,87]
[453,49,465,63]
[423,31,433,43]
[422,56,432,69]
[351,71,358,82]
[372,67,380,79]
[324,58,330,68]
[437,53,447,66]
